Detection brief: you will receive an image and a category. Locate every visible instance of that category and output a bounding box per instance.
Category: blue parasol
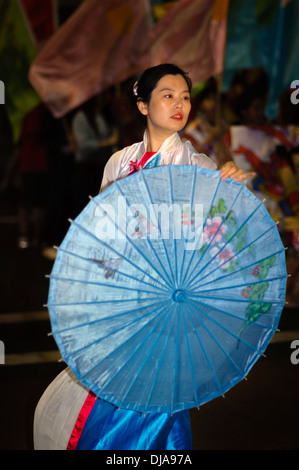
[47,165,287,415]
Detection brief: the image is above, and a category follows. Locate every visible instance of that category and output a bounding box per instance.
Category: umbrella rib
[144,306,178,413]
[188,298,272,352]
[186,198,268,288]
[99,303,175,408]
[49,298,167,335]
[74,300,172,385]
[170,306,180,415]
[189,293,283,304]
[61,299,170,365]
[190,248,285,291]
[192,274,288,295]
[55,246,169,294]
[186,296,275,330]
[180,174,223,287]
[182,180,244,287]
[48,274,169,298]
[183,182,244,289]
[184,183,245,288]
[188,223,282,290]
[181,309,199,404]
[139,170,176,285]
[185,303,244,379]
[47,296,165,307]
[168,165,178,287]
[69,218,171,290]
[178,165,197,287]
[93,186,174,289]
[183,303,223,395]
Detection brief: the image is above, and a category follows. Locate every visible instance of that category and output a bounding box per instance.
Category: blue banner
[223,0,299,118]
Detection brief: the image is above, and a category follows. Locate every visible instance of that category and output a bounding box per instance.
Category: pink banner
[29,0,152,117]
[29,0,228,118]
[148,0,228,86]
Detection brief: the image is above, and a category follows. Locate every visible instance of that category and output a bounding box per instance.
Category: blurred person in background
[182,78,232,168]
[71,89,119,218]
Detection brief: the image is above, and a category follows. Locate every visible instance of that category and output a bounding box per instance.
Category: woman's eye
[163,94,189,100]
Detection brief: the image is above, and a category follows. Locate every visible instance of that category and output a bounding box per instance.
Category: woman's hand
[220,161,256,182]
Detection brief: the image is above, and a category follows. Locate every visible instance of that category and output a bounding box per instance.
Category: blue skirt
[76,397,193,450]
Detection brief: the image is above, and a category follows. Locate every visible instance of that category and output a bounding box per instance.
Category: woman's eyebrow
[158,87,189,93]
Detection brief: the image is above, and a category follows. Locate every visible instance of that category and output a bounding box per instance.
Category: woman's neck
[145,127,175,152]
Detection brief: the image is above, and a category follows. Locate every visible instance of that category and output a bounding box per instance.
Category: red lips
[171,113,183,121]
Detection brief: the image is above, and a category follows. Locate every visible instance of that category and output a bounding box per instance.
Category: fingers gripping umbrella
[47,165,287,415]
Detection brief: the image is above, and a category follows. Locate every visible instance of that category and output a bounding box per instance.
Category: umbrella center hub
[172,289,186,303]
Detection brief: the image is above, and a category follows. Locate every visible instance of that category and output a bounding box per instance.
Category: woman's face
[138,74,191,139]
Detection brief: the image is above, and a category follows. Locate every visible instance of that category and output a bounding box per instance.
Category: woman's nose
[174,99,183,108]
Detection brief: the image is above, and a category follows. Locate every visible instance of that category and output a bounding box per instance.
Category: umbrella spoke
[168,166,178,288]
[144,306,178,413]
[189,293,284,304]
[61,299,171,367]
[49,298,169,335]
[98,303,175,408]
[56,246,170,294]
[75,301,174,391]
[183,303,224,397]
[70,218,171,291]
[48,274,169,298]
[185,198,266,289]
[187,223,281,291]
[170,304,181,414]
[181,308,199,405]
[98,182,174,289]
[178,166,197,286]
[186,296,276,330]
[185,302,244,377]
[189,248,285,291]
[139,171,176,286]
[180,174,222,287]
[47,296,165,308]
[181,182,244,288]
[191,274,288,295]
[188,298,270,353]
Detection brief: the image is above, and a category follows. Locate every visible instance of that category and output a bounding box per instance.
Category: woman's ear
[136,99,148,116]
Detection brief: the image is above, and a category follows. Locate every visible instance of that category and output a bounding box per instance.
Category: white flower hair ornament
[133,81,138,97]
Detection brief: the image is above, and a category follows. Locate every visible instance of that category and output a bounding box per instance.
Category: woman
[34,64,253,451]
[100,64,249,192]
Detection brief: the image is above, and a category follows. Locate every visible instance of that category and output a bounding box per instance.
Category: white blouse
[100,132,217,191]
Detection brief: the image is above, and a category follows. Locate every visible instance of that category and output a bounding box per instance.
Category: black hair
[134,63,192,103]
